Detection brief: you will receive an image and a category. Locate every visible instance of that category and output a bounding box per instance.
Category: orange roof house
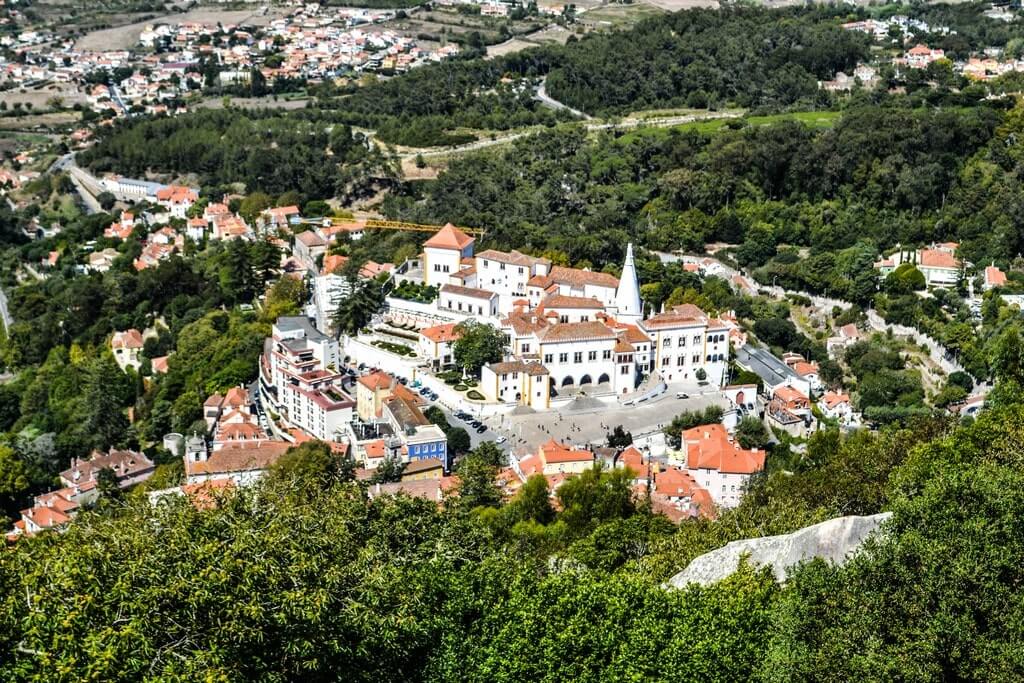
[984,264,1007,290]
[681,424,765,476]
[515,439,594,484]
[420,322,461,344]
[111,329,144,350]
[322,253,349,275]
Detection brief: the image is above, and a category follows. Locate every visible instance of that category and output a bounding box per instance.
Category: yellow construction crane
[362,219,485,238]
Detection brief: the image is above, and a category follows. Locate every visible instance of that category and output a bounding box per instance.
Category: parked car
[676,392,690,399]
[475,425,487,434]
[470,420,482,428]
[419,387,431,396]
[495,436,507,445]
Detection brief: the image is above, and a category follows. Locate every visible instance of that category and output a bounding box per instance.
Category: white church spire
[615,242,642,324]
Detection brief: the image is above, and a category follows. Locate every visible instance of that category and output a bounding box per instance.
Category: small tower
[615,242,643,325]
[185,433,208,463]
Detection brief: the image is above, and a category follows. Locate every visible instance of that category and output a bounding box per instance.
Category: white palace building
[395,225,731,410]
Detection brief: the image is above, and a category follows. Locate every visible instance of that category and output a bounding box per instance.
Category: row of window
[662,333,726,348]
[445,299,488,315]
[543,350,613,364]
[660,353,727,367]
[411,441,446,455]
[482,260,526,275]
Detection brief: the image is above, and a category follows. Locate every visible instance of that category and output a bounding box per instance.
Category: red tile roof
[774,385,808,405]
[537,321,616,343]
[423,223,474,251]
[547,265,619,289]
[539,439,593,464]
[358,371,393,391]
[420,323,461,343]
[986,265,1007,287]
[185,441,291,476]
[112,329,144,349]
[820,391,850,409]
[322,254,349,275]
[682,424,765,475]
[919,248,958,269]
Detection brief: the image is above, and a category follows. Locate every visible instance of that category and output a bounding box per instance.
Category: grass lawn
[618,110,842,142]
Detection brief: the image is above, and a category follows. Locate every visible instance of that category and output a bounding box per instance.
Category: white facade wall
[476,256,532,313]
[539,337,618,389]
[423,246,463,288]
[687,468,751,508]
[282,386,352,441]
[648,325,729,386]
[439,290,498,318]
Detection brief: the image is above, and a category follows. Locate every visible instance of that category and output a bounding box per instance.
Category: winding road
[535,76,592,120]
[657,251,977,388]
[391,109,742,160]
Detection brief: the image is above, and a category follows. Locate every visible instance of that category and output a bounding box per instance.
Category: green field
[619,110,842,142]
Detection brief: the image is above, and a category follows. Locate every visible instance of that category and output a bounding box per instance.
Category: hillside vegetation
[3,399,1024,679]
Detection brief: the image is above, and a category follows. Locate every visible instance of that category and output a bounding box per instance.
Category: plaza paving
[485,389,728,454]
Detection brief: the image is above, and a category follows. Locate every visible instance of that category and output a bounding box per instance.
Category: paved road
[0,285,13,332]
[438,404,508,454]
[49,153,103,215]
[659,250,976,390]
[48,152,75,175]
[535,76,592,120]
[491,390,726,455]
[390,110,743,160]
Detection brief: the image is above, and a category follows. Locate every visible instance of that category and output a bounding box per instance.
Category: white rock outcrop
[668,512,893,588]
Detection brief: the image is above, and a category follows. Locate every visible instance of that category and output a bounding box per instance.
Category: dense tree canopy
[1,402,1024,679]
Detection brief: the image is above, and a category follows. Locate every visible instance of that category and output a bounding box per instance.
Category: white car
[495,436,507,445]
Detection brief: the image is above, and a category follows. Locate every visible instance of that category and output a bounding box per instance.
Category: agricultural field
[578,2,667,29]
[72,5,286,50]
[385,7,550,48]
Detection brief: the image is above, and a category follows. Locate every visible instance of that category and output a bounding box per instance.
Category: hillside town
[3,1,1024,677]
[0,3,463,117]
[6,210,887,536]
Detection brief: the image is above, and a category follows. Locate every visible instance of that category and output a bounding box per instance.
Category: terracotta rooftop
[112,329,144,349]
[185,441,291,476]
[537,321,616,343]
[682,424,764,475]
[538,293,605,310]
[774,385,808,404]
[440,283,496,300]
[423,223,474,251]
[358,371,394,391]
[548,265,619,289]
[476,249,548,268]
[420,323,461,343]
[539,439,593,464]
[488,360,549,376]
[919,248,959,270]
[820,391,851,409]
[986,265,1007,287]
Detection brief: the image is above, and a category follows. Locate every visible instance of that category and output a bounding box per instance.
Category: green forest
[3,397,1024,678]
